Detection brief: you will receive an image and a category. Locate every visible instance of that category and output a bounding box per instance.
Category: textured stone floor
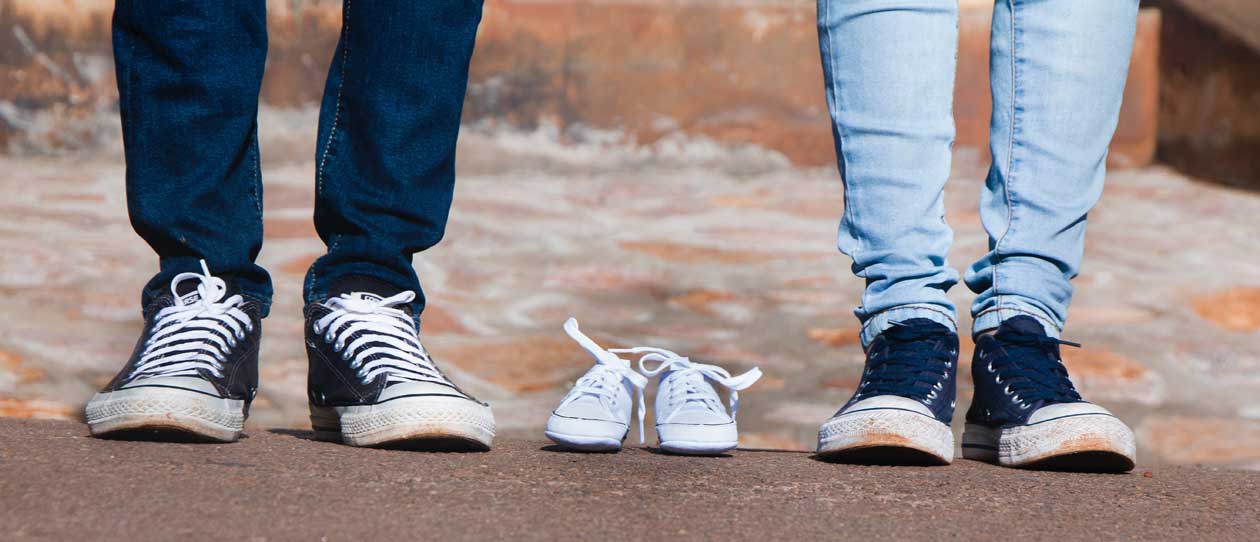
[1,113,1259,468]
[6,418,1260,542]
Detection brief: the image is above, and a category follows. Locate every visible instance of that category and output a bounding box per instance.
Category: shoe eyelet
[1003,385,1012,396]
[995,375,1003,384]
[986,361,995,373]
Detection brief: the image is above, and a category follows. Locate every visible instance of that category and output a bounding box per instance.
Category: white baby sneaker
[612,346,761,455]
[545,318,648,451]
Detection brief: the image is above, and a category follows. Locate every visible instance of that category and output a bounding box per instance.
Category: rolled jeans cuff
[859,304,958,348]
[972,302,1061,339]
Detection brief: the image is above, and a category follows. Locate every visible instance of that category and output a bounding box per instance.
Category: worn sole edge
[310,396,495,449]
[544,431,624,452]
[85,389,244,443]
[659,439,739,455]
[816,408,954,464]
[961,415,1137,472]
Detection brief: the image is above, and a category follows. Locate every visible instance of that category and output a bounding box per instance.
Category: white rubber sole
[545,413,629,452]
[962,415,1136,471]
[311,395,495,449]
[544,431,624,452]
[816,408,954,464]
[657,422,740,455]
[659,439,739,455]
[85,387,245,442]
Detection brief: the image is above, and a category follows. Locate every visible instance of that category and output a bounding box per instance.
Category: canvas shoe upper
[305,278,494,449]
[85,261,261,442]
[614,346,761,455]
[816,318,958,464]
[544,318,649,452]
[962,315,1136,471]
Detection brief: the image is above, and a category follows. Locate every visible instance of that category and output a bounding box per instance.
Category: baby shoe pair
[545,318,762,455]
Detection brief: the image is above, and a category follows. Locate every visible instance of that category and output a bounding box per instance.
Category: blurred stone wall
[1,0,1161,168]
[1148,0,1260,190]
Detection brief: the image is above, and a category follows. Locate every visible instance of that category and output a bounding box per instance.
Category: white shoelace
[610,346,762,424]
[129,260,252,381]
[561,318,650,442]
[312,290,448,386]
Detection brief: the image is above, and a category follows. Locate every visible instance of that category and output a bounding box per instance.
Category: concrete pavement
[2,418,1258,541]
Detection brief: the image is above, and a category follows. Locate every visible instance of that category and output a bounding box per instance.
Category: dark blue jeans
[114,0,484,317]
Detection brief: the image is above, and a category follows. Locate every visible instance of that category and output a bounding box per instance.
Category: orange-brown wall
[0,0,1160,169]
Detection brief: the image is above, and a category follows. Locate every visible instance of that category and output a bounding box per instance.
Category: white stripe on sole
[311,395,495,449]
[544,431,624,452]
[659,440,739,455]
[84,387,245,442]
[816,408,954,463]
[961,414,1136,470]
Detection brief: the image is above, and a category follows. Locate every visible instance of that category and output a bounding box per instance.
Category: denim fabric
[114,0,485,317]
[114,0,271,312]
[817,0,1139,346]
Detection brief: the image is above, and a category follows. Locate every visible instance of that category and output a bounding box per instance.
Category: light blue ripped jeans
[817,0,1140,346]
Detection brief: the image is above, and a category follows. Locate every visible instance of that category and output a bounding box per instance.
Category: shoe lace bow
[130,260,252,381]
[610,346,762,428]
[560,318,650,442]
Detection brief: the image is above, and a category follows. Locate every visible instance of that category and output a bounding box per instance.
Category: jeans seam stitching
[315,0,351,190]
[309,0,352,300]
[251,128,262,217]
[122,0,138,173]
[992,0,1021,314]
[819,0,866,313]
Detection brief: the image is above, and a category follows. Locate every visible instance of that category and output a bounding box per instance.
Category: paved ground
[1,418,1257,542]
[1,114,1260,468]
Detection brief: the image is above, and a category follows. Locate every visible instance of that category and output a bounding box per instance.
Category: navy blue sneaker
[961,316,1136,472]
[816,319,958,464]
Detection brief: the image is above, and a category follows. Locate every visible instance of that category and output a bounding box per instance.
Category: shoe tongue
[345,292,386,304]
[174,281,203,306]
[997,315,1047,338]
[329,275,406,299]
[671,371,717,408]
[898,318,948,329]
[677,399,717,413]
[570,394,606,410]
[882,318,955,344]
